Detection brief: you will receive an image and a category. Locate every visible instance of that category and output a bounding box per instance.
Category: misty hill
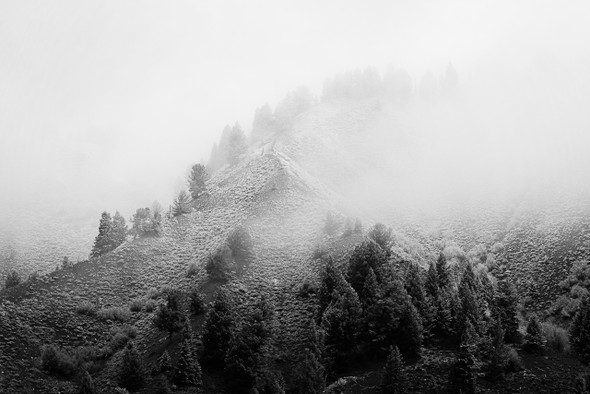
[2,77,590,392]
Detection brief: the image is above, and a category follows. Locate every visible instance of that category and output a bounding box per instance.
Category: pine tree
[451,343,477,394]
[396,300,423,358]
[202,287,236,367]
[157,350,172,377]
[360,267,381,308]
[487,319,507,381]
[90,211,113,258]
[321,280,362,368]
[153,291,185,341]
[297,348,325,394]
[381,346,404,394]
[367,223,393,254]
[572,296,590,362]
[78,370,96,394]
[119,342,146,392]
[171,190,192,217]
[110,211,127,250]
[347,240,388,295]
[225,298,275,394]
[188,163,208,200]
[494,279,520,343]
[317,256,347,318]
[189,288,206,315]
[174,322,202,387]
[425,262,439,299]
[228,123,247,166]
[405,263,428,321]
[436,252,450,289]
[524,314,545,352]
[151,374,172,394]
[353,218,363,234]
[324,212,339,236]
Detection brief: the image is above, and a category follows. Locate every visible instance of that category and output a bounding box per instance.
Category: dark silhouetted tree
[381,346,404,394]
[202,287,236,367]
[571,296,590,361]
[524,314,544,352]
[174,323,202,388]
[297,348,325,394]
[153,291,185,341]
[119,341,146,392]
[347,240,388,295]
[451,343,476,394]
[494,279,520,343]
[189,288,205,315]
[318,256,347,318]
[225,297,275,394]
[188,163,208,200]
[321,279,362,368]
[436,252,450,289]
[157,350,172,378]
[78,370,96,394]
[396,300,423,358]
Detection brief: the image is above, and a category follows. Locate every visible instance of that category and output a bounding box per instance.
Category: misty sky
[1,0,590,218]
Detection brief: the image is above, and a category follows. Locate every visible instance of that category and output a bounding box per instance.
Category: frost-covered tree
[251,103,275,142]
[188,163,208,200]
[129,207,161,238]
[367,223,393,253]
[171,190,192,217]
[110,211,127,249]
[228,123,248,166]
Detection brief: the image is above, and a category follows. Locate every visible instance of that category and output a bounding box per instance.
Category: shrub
[187,262,199,277]
[76,301,97,316]
[542,322,570,352]
[205,245,233,281]
[505,347,524,372]
[4,270,22,289]
[40,345,77,378]
[129,299,145,312]
[298,279,317,298]
[97,307,131,322]
[146,287,160,299]
[227,226,254,262]
[144,299,157,313]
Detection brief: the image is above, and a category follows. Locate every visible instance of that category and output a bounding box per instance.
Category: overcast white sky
[1,0,589,218]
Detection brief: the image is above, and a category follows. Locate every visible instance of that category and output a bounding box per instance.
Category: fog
[1,1,590,267]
